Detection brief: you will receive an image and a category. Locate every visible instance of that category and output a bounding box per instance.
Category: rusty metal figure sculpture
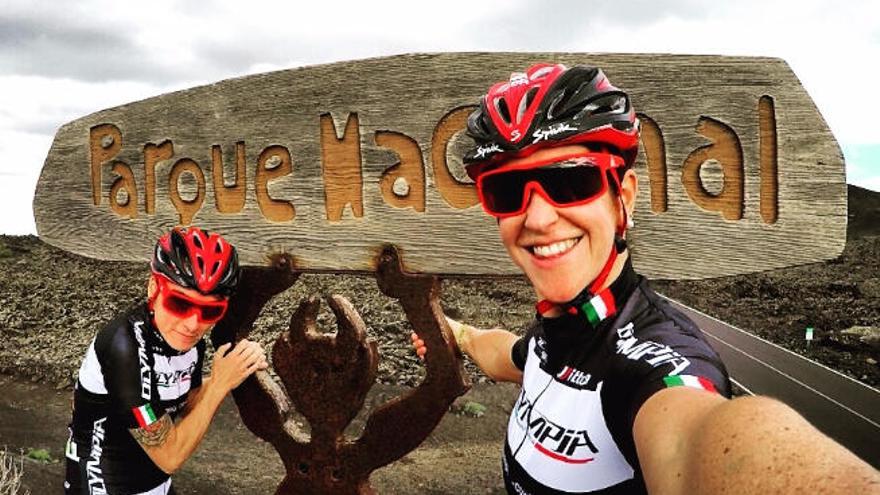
[211,246,471,494]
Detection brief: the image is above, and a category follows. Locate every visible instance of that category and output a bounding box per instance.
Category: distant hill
[848,184,880,239]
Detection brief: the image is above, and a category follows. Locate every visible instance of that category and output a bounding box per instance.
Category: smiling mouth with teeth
[529,237,581,258]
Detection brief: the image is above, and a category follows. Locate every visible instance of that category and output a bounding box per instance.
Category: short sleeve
[511,320,543,371]
[101,328,167,429]
[624,327,731,427]
[511,336,530,370]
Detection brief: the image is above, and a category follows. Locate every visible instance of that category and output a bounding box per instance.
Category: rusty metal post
[211,246,471,494]
[211,252,301,440]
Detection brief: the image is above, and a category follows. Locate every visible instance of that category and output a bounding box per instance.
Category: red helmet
[151,227,240,297]
[463,63,640,180]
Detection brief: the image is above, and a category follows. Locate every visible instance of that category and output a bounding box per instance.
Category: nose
[181,312,200,332]
[522,187,559,231]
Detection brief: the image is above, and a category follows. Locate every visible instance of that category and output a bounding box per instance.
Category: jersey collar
[537,258,638,330]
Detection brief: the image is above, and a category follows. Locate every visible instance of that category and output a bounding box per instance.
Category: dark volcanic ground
[0,186,878,390]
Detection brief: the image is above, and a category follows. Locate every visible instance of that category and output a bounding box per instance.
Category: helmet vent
[524,87,539,112]
[151,227,240,296]
[581,94,628,118]
[494,97,512,125]
[546,89,567,120]
[477,114,492,135]
[517,87,539,123]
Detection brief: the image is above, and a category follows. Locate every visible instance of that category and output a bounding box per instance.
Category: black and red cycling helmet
[151,227,240,297]
[463,63,640,180]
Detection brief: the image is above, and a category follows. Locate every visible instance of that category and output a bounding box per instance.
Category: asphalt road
[664,296,880,468]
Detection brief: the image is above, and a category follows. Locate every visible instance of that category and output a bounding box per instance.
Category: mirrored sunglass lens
[537,166,605,203]
[200,304,225,321]
[165,294,194,315]
[481,173,529,214]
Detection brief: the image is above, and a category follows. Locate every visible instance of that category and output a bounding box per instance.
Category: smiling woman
[493,145,634,306]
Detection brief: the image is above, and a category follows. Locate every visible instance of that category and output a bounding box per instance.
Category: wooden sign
[33,53,846,279]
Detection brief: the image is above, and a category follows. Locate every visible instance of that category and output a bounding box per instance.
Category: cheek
[497,218,521,247]
[153,305,178,329]
[566,199,618,236]
[153,310,167,329]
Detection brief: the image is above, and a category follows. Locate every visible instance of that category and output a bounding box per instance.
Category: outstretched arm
[634,388,880,494]
[412,316,522,383]
[130,339,268,474]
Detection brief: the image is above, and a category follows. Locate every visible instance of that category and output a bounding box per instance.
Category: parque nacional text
[33,53,846,279]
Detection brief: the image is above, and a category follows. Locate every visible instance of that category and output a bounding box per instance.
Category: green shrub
[455,401,487,418]
[24,448,52,464]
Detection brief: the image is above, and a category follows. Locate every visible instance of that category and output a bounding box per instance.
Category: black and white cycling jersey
[504,261,731,494]
[65,303,204,495]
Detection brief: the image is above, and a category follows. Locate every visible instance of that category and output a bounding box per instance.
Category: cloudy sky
[2,0,878,234]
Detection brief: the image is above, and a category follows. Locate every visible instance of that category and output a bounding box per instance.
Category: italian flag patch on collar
[133,403,159,428]
[663,374,717,393]
[580,289,616,327]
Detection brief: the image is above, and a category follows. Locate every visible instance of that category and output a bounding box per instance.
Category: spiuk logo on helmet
[463,63,640,181]
[150,227,240,296]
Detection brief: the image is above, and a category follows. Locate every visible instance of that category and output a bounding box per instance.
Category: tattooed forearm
[130,414,172,447]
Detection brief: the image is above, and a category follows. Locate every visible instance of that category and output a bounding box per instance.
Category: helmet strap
[587,167,629,295]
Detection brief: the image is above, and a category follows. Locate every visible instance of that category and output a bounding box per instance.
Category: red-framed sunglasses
[154,276,229,324]
[475,152,624,218]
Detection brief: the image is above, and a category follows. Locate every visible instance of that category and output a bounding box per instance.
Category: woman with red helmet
[464,63,640,315]
[414,64,878,494]
[65,227,267,495]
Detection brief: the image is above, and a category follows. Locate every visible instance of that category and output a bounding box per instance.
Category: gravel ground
[0,186,877,391]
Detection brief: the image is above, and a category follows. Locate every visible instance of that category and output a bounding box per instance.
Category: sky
[1,0,878,235]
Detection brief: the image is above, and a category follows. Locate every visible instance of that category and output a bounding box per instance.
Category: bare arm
[181,375,212,415]
[633,388,880,494]
[412,316,523,383]
[129,340,268,474]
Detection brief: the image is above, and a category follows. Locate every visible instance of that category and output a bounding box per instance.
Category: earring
[627,215,635,228]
